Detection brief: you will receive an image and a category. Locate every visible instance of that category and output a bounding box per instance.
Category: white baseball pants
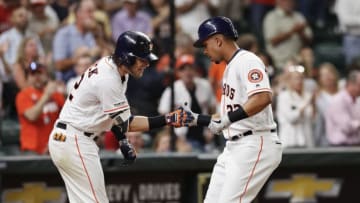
[48,122,109,203]
[204,133,282,203]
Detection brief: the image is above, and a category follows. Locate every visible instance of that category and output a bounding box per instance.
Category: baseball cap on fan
[175,54,195,70]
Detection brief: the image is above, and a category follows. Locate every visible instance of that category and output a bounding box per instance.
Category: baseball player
[183,16,283,203]
[48,31,192,203]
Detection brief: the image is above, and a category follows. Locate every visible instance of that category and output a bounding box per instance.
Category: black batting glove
[119,139,137,165]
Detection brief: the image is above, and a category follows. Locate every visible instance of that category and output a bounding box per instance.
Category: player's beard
[128,68,144,79]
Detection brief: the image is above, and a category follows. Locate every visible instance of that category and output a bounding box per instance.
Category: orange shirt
[16,87,65,154]
[208,61,226,103]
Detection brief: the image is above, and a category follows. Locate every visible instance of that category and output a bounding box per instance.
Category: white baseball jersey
[60,56,130,134]
[220,49,277,139]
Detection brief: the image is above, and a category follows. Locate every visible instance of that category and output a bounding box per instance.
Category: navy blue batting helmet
[193,16,238,48]
[114,31,158,67]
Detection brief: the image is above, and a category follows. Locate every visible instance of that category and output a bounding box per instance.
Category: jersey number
[226,104,241,112]
[69,64,99,101]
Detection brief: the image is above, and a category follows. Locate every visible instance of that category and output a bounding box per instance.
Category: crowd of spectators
[0,0,360,155]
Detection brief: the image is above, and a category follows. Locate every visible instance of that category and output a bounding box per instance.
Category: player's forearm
[270,30,294,47]
[243,92,272,116]
[129,116,151,132]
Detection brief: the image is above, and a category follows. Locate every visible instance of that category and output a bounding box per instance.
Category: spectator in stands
[335,0,360,66]
[50,0,70,23]
[13,37,44,90]
[0,6,44,65]
[52,0,99,83]
[0,40,12,116]
[276,65,315,148]
[153,127,192,153]
[145,0,175,56]
[97,0,123,17]
[175,0,219,40]
[250,0,275,38]
[153,129,171,153]
[28,0,59,54]
[0,7,45,119]
[15,62,65,154]
[92,0,113,40]
[0,39,11,78]
[0,0,21,34]
[155,32,196,73]
[325,69,360,146]
[158,54,216,152]
[263,0,312,70]
[297,0,327,28]
[298,47,318,94]
[89,18,114,58]
[111,0,152,42]
[236,33,259,53]
[218,0,249,33]
[65,0,113,41]
[66,53,92,94]
[314,62,339,147]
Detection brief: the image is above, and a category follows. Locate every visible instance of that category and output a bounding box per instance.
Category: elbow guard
[110,108,133,141]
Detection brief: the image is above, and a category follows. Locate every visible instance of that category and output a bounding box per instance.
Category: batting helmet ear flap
[119,52,136,67]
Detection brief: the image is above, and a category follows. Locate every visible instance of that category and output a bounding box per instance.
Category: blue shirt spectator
[52,0,97,82]
[111,0,152,42]
[53,24,96,82]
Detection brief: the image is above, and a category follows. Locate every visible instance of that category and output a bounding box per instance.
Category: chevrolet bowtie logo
[2,182,65,203]
[265,174,341,203]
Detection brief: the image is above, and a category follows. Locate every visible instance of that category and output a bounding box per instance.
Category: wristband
[228,105,249,122]
[197,114,211,126]
[148,115,167,130]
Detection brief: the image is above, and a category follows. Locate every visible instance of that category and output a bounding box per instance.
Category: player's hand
[181,102,199,126]
[119,139,136,165]
[165,106,194,127]
[208,114,231,134]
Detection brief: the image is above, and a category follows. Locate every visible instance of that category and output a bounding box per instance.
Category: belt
[230,129,276,141]
[56,122,98,141]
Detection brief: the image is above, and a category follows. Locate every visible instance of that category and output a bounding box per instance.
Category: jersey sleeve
[97,77,130,115]
[243,59,272,96]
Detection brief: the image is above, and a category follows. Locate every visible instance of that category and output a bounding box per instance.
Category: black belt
[230,129,276,141]
[56,122,98,141]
